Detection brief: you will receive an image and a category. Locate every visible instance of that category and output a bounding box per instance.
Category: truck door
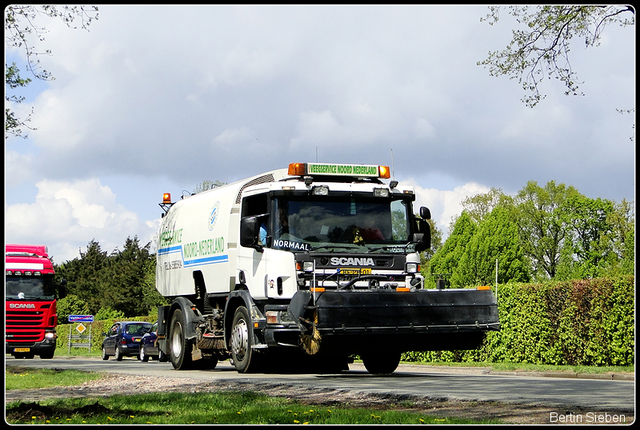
[237,193,270,298]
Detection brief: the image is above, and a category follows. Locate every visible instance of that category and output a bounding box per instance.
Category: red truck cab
[5,244,58,359]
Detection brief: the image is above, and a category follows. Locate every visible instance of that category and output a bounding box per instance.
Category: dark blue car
[101,321,153,361]
[139,321,167,362]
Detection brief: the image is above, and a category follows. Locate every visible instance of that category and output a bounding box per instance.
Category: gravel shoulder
[5,363,635,424]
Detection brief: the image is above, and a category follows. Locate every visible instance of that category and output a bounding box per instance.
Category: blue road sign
[69,315,94,323]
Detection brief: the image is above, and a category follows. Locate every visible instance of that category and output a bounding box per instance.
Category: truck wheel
[169,308,193,370]
[230,306,261,373]
[40,352,54,359]
[361,351,401,374]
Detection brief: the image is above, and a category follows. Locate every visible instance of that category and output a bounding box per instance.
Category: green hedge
[403,276,635,366]
[57,315,156,352]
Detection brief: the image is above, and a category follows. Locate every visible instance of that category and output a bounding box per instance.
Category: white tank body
[156,169,288,298]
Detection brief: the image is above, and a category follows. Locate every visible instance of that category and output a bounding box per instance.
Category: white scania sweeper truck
[155,162,499,373]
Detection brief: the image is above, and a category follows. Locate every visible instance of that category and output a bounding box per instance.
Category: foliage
[478,5,635,107]
[94,307,126,321]
[4,5,99,138]
[455,206,530,287]
[4,62,35,138]
[434,181,634,285]
[403,277,634,366]
[55,237,168,318]
[56,294,91,324]
[514,180,579,280]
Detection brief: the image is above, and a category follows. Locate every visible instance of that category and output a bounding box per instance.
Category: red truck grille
[6,308,49,343]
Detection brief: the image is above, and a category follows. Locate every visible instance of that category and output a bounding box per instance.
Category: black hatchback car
[101,321,153,361]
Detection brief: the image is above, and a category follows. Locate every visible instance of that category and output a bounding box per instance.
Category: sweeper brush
[197,334,225,350]
[300,311,321,355]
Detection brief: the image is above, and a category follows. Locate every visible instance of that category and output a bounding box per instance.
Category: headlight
[373,188,389,197]
[405,262,419,273]
[311,185,329,195]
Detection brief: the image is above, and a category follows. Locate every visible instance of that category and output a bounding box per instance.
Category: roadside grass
[6,390,494,425]
[411,360,634,375]
[54,346,102,358]
[5,366,105,390]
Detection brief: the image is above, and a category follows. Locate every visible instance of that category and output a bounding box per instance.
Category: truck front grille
[6,309,47,342]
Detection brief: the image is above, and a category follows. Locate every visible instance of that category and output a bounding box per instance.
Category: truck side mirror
[420,206,431,220]
[58,279,67,299]
[240,216,263,252]
[413,219,431,252]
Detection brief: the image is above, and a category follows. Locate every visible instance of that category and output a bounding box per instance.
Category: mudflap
[307,289,500,355]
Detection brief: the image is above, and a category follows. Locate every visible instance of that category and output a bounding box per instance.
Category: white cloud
[5,178,157,263]
[407,179,491,235]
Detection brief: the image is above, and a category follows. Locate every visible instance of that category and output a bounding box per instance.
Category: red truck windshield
[6,275,55,301]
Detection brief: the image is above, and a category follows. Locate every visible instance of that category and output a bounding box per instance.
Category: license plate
[14,348,31,352]
[339,268,372,275]
[133,338,141,342]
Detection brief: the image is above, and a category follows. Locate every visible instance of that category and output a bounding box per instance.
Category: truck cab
[5,245,59,359]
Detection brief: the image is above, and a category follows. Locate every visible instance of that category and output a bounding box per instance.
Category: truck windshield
[271,196,413,253]
[6,275,55,301]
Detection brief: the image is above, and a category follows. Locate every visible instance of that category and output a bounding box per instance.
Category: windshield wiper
[307,244,357,252]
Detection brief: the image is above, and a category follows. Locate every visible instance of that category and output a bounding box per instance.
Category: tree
[5,62,35,137]
[4,5,99,138]
[454,205,530,287]
[514,181,580,280]
[478,5,635,108]
[55,239,108,314]
[100,236,164,316]
[559,194,614,278]
[460,187,510,224]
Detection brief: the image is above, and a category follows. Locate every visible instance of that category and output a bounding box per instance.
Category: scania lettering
[155,162,499,374]
[331,257,375,266]
[5,245,61,359]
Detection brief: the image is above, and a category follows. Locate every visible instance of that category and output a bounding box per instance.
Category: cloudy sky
[5,5,635,264]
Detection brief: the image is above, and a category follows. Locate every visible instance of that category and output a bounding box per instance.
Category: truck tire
[230,306,261,373]
[40,351,54,359]
[361,351,401,374]
[169,308,193,370]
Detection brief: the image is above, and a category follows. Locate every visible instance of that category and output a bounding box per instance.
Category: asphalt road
[5,355,634,415]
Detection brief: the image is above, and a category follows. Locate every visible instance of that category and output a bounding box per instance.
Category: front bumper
[6,337,57,355]
[267,288,500,355]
